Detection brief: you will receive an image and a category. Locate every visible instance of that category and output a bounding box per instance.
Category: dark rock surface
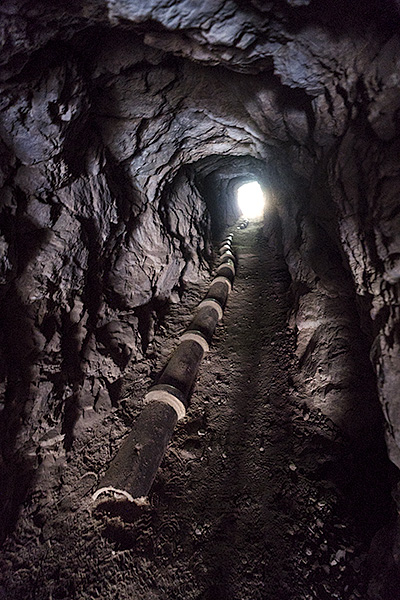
[0,221,395,600]
[0,0,400,596]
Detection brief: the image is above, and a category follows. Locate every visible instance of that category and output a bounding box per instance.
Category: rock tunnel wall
[1,0,400,544]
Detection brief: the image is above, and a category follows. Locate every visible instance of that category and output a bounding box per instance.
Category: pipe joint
[219,251,236,264]
[211,275,232,293]
[144,385,187,420]
[180,330,210,352]
[197,298,224,320]
[216,261,235,276]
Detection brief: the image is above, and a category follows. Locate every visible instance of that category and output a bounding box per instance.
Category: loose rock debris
[0,222,396,599]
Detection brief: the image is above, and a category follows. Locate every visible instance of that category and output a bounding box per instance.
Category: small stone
[335,549,346,561]
[320,543,328,552]
[289,463,297,471]
[322,565,330,574]
[351,557,362,572]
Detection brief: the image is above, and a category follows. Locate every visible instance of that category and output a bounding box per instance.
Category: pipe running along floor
[0,220,395,600]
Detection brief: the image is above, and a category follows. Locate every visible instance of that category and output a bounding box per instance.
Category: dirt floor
[0,220,397,599]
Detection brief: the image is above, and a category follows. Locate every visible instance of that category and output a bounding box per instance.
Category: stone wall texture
[1,0,400,545]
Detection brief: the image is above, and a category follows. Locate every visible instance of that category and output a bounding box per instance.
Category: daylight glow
[237,181,265,219]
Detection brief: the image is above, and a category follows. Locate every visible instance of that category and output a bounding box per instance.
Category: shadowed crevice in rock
[0,210,53,543]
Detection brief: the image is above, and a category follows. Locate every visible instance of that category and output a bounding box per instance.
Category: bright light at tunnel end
[237,181,266,219]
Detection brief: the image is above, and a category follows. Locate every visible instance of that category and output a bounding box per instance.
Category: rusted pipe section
[93,234,236,504]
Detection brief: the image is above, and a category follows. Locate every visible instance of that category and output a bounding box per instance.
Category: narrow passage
[146,220,381,599]
[1,222,392,600]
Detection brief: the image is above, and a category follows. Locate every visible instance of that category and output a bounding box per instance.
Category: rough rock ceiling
[1,1,400,594]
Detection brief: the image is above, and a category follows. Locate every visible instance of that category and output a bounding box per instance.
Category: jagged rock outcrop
[1,2,400,584]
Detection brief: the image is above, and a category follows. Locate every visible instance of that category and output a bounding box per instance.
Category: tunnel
[1,1,400,598]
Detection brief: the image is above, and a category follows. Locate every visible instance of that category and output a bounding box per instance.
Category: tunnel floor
[0,222,395,600]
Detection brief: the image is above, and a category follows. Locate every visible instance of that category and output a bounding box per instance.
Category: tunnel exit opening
[236,181,266,219]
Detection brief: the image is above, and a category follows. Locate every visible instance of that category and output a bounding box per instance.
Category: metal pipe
[219,244,231,255]
[92,401,178,503]
[93,234,236,505]
[204,278,231,308]
[219,236,232,250]
[155,339,205,398]
[182,304,221,348]
[219,250,235,263]
[214,264,235,286]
